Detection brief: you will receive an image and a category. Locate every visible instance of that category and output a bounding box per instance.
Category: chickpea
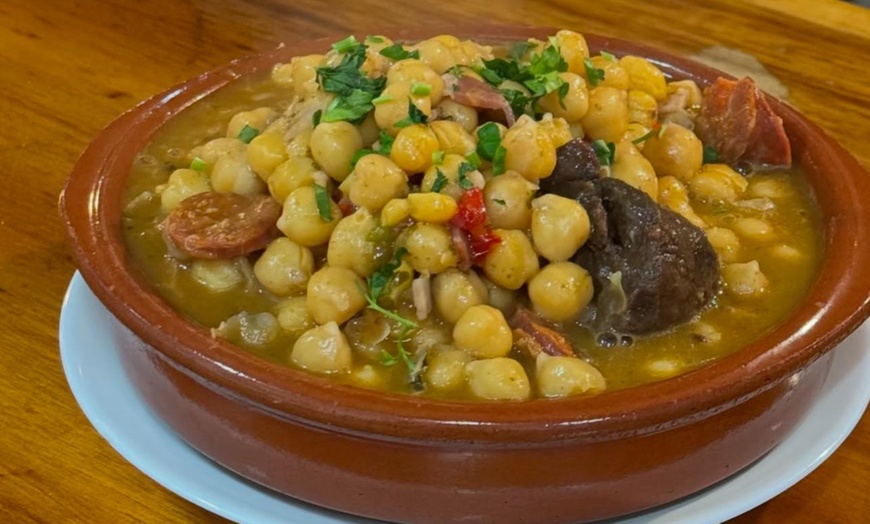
[160,168,211,211]
[459,39,494,63]
[537,72,590,122]
[247,131,288,181]
[536,353,606,398]
[356,112,381,147]
[502,115,557,182]
[465,358,531,401]
[622,122,651,146]
[588,55,629,90]
[539,115,574,148]
[425,349,473,392]
[189,259,245,293]
[733,217,776,243]
[277,185,341,246]
[482,277,518,316]
[580,86,629,142]
[407,192,458,223]
[349,154,408,212]
[554,30,590,75]
[290,321,353,374]
[723,260,769,298]
[211,149,266,195]
[327,209,380,277]
[253,237,315,296]
[268,156,318,202]
[611,140,658,199]
[306,266,366,325]
[453,305,513,358]
[286,129,313,158]
[482,229,539,290]
[627,90,658,127]
[689,164,748,204]
[705,227,741,263]
[189,137,245,167]
[350,364,389,390]
[430,120,477,156]
[226,107,278,139]
[421,153,469,201]
[401,223,457,274]
[275,296,314,333]
[390,124,440,174]
[374,82,432,137]
[641,123,703,183]
[435,99,478,133]
[310,121,363,182]
[387,59,445,104]
[747,177,791,199]
[380,198,411,227]
[530,194,590,262]
[343,311,392,361]
[411,38,459,75]
[483,172,538,230]
[432,269,488,323]
[667,79,703,108]
[528,262,594,322]
[657,176,706,229]
[619,56,668,101]
[277,54,325,97]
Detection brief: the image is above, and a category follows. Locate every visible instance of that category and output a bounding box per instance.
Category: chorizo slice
[164,192,282,259]
[695,76,791,168]
[510,307,576,357]
[450,76,516,126]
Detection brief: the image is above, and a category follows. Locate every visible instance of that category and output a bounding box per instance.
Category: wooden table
[1,0,868,521]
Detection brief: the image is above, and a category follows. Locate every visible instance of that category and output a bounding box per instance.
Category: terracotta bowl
[60,26,870,523]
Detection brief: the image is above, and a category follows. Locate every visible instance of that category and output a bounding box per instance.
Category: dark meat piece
[573,178,719,334]
[695,77,791,168]
[164,192,282,259]
[538,139,602,198]
[510,307,575,357]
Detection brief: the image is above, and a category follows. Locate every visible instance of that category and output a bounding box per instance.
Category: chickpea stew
[122,31,822,401]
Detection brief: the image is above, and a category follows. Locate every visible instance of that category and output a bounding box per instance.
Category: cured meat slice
[164,192,282,259]
[449,76,516,126]
[695,77,791,168]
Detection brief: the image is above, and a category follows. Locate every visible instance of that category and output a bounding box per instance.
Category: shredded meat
[510,307,575,357]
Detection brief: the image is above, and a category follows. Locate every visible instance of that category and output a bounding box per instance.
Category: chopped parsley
[584,58,605,87]
[237,125,259,144]
[365,35,385,44]
[312,109,322,127]
[322,89,378,123]
[431,150,445,165]
[411,82,432,97]
[465,151,481,168]
[316,42,386,124]
[393,100,428,128]
[431,169,449,192]
[493,198,507,206]
[189,157,206,172]
[379,43,420,61]
[476,122,502,161]
[374,129,395,155]
[591,139,616,167]
[632,123,661,145]
[458,162,476,189]
[477,41,568,115]
[492,144,507,175]
[379,324,415,369]
[703,145,720,164]
[600,50,617,62]
[371,93,394,105]
[331,35,360,54]
[313,184,333,221]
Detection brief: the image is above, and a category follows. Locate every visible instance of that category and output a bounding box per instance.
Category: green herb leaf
[591,139,616,167]
[500,88,531,117]
[508,40,538,60]
[465,151,481,168]
[492,144,507,175]
[189,157,206,172]
[316,45,386,99]
[477,67,503,86]
[583,58,605,87]
[351,148,376,168]
[458,162,476,189]
[411,82,432,97]
[431,150,445,165]
[557,82,570,110]
[331,35,360,54]
[476,122,502,161]
[493,198,507,206]
[372,93,394,105]
[431,169,449,193]
[365,35,385,44]
[703,145,720,164]
[374,129,394,155]
[600,50,617,62]
[480,58,529,86]
[312,109,322,127]
[379,324,416,371]
[368,247,409,302]
[313,184,333,221]
[322,89,375,123]
[528,43,568,76]
[393,100,428,128]
[238,125,259,144]
[379,43,420,61]
[524,70,565,98]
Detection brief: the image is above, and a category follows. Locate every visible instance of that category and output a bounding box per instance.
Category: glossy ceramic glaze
[59,26,870,523]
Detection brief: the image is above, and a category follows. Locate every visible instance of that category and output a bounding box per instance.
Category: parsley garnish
[379,44,420,61]
[313,184,333,221]
[431,150,445,165]
[431,169,449,193]
[331,35,360,54]
[238,125,259,144]
[189,157,206,172]
[703,145,720,164]
[477,41,568,115]
[365,35,385,44]
[371,93,394,105]
[632,124,661,145]
[493,198,507,206]
[393,100,428,128]
[458,162,476,189]
[476,122,502,161]
[465,151,481,168]
[584,58,605,87]
[374,129,395,155]
[591,139,616,167]
[492,144,507,175]
[600,51,617,62]
[316,43,386,124]
[312,109,322,127]
[411,82,432,97]
[379,324,415,370]
[322,89,378,123]
[508,40,538,60]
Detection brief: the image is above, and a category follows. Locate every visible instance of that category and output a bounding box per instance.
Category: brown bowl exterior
[60,26,870,523]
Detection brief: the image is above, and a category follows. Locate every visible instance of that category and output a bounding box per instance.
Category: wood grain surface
[1,0,868,522]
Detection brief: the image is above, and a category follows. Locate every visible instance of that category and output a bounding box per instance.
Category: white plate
[59,272,870,524]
